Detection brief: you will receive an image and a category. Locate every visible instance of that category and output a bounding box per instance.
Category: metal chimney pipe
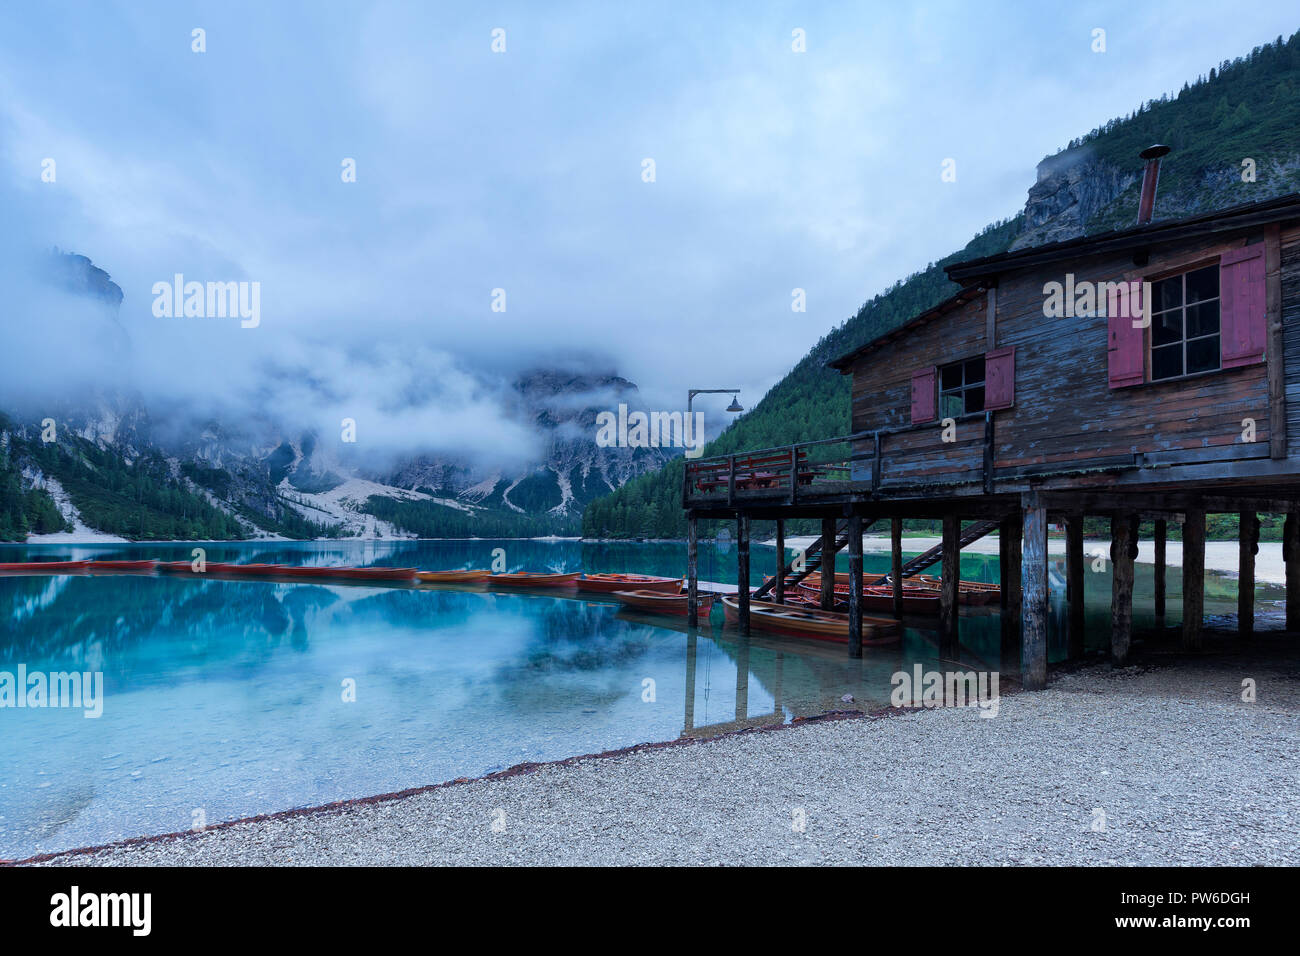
[1136,144,1171,226]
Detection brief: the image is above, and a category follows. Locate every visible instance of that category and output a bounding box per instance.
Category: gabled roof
[946,191,1300,284]
[826,191,1300,373]
[826,283,986,372]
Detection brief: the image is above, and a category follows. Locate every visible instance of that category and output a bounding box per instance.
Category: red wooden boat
[0,560,91,573]
[796,581,941,614]
[290,566,417,581]
[86,559,158,573]
[415,569,491,583]
[489,572,580,587]
[612,589,713,616]
[577,573,682,593]
[722,596,900,645]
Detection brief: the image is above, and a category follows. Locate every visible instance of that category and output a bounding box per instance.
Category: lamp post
[685,389,743,460]
[684,389,743,629]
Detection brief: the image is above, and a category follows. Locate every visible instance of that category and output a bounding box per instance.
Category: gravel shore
[27,657,1300,866]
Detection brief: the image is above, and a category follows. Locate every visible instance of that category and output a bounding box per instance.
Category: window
[1150,265,1220,381]
[938,356,985,417]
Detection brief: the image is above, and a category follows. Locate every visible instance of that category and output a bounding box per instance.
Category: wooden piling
[1153,518,1167,630]
[1000,513,1022,673]
[1022,497,1048,691]
[686,513,699,628]
[940,514,959,655]
[737,514,751,634]
[820,517,838,611]
[683,631,697,733]
[1287,511,1300,631]
[1239,511,1257,640]
[891,517,903,617]
[1066,514,1084,660]
[1110,514,1135,667]
[847,514,863,658]
[1182,509,1205,652]
[774,518,785,605]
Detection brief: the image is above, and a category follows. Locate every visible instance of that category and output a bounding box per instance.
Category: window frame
[1146,263,1222,384]
[937,355,986,418]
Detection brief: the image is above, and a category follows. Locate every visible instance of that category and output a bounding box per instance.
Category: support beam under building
[847,514,863,659]
[1239,511,1258,640]
[1000,512,1022,674]
[820,517,838,611]
[1287,511,1300,631]
[1153,518,1167,630]
[891,517,903,616]
[1021,496,1048,691]
[774,518,785,605]
[1066,514,1085,660]
[1183,509,1205,651]
[686,513,699,628]
[940,514,960,656]
[737,515,751,634]
[1111,514,1135,667]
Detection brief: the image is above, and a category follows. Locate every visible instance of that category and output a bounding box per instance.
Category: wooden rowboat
[0,560,91,573]
[912,574,1001,605]
[415,569,491,583]
[721,596,900,645]
[611,589,713,616]
[86,559,158,573]
[489,572,580,587]
[577,573,682,593]
[796,581,941,614]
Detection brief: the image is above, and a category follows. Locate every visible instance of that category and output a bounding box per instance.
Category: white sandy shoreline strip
[762,535,1285,584]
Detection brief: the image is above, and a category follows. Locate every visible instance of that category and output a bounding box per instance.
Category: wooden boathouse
[683,148,1300,689]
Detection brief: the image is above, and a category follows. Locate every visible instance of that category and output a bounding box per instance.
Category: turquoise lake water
[0,538,1268,858]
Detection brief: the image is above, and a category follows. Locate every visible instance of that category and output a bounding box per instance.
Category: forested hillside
[583,31,1300,540]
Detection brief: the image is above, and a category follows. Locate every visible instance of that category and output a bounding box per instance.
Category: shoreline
[22,651,1299,866]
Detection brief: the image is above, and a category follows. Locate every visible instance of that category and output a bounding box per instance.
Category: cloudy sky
[1,1,1297,456]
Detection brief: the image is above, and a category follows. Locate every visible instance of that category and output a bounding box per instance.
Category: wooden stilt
[1182,509,1205,652]
[820,517,838,610]
[683,631,697,733]
[1000,513,1022,673]
[940,514,959,655]
[774,518,786,605]
[1287,511,1300,631]
[1021,497,1048,690]
[737,515,751,634]
[686,513,699,628]
[1066,514,1084,660]
[1111,514,1135,666]
[847,514,863,658]
[735,630,750,721]
[1153,518,1167,630]
[1239,511,1257,640]
[891,517,903,617]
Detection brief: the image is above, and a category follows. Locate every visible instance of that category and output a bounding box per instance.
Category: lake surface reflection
[0,538,1264,858]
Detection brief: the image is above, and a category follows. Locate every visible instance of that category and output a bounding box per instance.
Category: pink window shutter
[1107,282,1145,388]
[1220,245,1267,369]
[910,367,937,424]
[984,347,1015,410]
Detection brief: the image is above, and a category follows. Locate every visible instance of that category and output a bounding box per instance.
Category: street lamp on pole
[686,389,743,459]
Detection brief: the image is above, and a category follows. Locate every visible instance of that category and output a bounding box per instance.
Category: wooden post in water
[820,517,838,610]
[683,631,697,733]
[940,514,960,655]
[774,518,786,605]
[1066,514,1085,660]
[1239,511,1257,640]
[1000,512,1022,674]
[737,514,751,634]
[1110,514,1135,667]
[847,514,863,658]
[1182,508,1205,651]
[891,517,903,617]
[686,513,699,628]
[1153,518,1167,630]
[1286,511,1300,631]
[1021,496,1048,691]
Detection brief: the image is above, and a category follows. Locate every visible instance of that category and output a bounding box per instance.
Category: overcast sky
[1,1,1297,452]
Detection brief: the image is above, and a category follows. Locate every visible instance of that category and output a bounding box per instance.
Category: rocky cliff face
[1010,148,1137,250]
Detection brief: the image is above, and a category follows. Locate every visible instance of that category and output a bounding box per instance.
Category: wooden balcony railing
[682,412,997,507]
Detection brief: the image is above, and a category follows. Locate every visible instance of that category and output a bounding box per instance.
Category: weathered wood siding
[849,227,1287,484]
